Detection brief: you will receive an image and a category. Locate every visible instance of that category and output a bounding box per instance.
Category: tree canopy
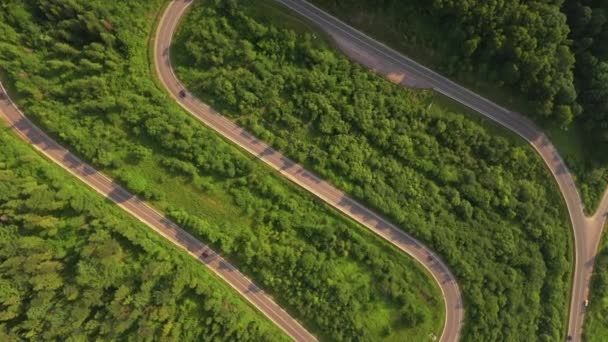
[583,234,608,340]
[0,0,444,340]
[174,0,573,340]
[312,0,608,208]
[0,128,284,341]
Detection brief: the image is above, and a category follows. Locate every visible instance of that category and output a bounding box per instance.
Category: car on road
[179,90,187,98]
[201,249,210,258]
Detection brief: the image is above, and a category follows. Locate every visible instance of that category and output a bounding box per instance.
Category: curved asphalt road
[156,1,464,341]
[270,0,608,341]
[0,82,315,341]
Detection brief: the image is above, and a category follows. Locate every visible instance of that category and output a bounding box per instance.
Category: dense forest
[584,235,608,341]
[174,0,573,340]
[0,0,444,340]
[311,0,608,209]
[564,0,608,207]
[0,128,284,341]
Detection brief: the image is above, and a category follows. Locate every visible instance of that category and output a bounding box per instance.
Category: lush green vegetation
[583,230,608,341]
[0,0,444,340]
[173,0,573,340]
[310,0,608,211]
[0,128,286,341]
[563,1,608,210]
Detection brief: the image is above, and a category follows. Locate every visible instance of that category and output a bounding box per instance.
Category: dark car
[201,250,210,258]
[179,90,187,98]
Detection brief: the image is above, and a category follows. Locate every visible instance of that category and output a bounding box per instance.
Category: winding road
[270,1,608,341]
[1,0,606,341]
[156,1,463,341]
[0,85,315,340]
[160,0,608,340]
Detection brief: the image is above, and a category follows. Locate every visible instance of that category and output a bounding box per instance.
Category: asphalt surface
[0,83,315,342]
[271,0,608,341]
[156,1,464,341]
